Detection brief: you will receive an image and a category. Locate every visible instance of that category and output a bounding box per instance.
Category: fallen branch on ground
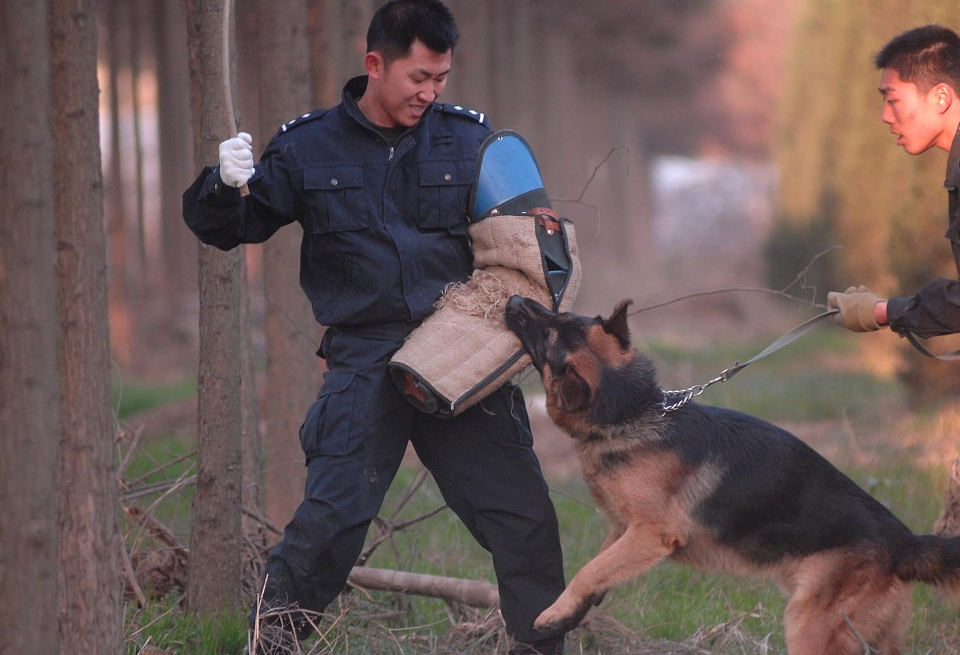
[347,566,499,609]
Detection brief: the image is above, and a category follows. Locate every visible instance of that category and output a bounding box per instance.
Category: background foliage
[772,0,960,400]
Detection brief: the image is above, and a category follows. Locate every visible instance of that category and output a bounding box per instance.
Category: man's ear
[933,83,954,113]
[364,51,385,79]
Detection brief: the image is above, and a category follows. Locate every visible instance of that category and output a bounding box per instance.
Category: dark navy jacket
[183,76,492,328]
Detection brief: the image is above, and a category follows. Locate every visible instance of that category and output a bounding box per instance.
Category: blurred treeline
[65,0,960,390]
[772,0,960,400]
[101,0,793,377]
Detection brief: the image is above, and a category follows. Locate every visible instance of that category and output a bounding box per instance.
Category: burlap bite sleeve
[388,213,580,416]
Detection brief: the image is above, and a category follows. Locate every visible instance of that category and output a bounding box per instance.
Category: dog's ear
[551,366,592,413]
[602,300,633,349]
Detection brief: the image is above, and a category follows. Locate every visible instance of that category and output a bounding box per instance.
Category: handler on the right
[828,25,960,337]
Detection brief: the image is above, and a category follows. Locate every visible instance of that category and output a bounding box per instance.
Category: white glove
[218,132,254,188]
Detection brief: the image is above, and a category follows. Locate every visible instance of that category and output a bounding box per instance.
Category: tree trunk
[155,0,199,368]
[239,258,264,535]
[0,2,60,654]
[51,1,124,653]
[103,0,135,369]
[257,0,320,530]
[185,0,244,614]
[128,0,147,292]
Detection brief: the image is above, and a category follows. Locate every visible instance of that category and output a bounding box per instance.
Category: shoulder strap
[433,102,487,125]
[274,108,330,137]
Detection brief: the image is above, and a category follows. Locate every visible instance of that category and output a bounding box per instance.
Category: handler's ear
[932,82,955,113]
[364,51,385,79]
[602,300,633,349]
[552,366,592,413]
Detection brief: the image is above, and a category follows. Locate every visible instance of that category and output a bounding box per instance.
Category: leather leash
[660,308,840,413]
[903,330,960,361]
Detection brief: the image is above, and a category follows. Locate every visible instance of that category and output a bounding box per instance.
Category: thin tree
[235,0,265,542]
[51,0,124,652]
[154,0,199,357]
[102,0,135,368]
[0,1,60,654]
[258,0,320,529]
[185,0,244,613]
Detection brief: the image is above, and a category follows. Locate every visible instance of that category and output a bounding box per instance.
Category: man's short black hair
[366,0,458,64]
[875,24,960,93]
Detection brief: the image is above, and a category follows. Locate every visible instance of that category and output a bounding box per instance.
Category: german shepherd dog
[504,296,960,655]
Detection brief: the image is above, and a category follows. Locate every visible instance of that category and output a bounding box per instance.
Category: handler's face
[362,39,451,128]
[879,68,944,155]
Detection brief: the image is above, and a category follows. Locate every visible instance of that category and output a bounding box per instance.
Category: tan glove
[826,285,883,332]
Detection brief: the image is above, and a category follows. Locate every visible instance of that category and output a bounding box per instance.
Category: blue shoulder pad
[433,102,487,125]
[274,108,330,138]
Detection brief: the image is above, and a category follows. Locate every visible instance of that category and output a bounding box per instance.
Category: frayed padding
[437,268,542,320]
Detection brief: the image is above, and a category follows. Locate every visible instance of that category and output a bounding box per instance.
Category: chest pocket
[416,159,472,229]
[304,166,367,234]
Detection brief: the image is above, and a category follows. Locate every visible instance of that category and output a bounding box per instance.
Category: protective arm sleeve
[886,277,960,338]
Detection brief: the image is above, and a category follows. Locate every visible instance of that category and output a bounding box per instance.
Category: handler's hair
[367,0,458,64]
[875,24,960,93]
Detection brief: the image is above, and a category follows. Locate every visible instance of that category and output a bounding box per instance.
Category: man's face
[879,68,946,155]
[362,39,452,128]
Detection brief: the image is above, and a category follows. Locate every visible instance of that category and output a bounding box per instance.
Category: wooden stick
[222,0,249,197]
[347,566,500,609]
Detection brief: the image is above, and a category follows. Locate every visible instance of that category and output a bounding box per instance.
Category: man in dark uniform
[182,1,566,653]
[829,25,960,337]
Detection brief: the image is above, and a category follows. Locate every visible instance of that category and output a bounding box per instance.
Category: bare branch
[116,425,146,481]
[550,146,628,237]
[125,449,197,487]
[121,475,198,503]
[120,539,147,608]
[552,146,628,205]
[356,467,448,566]
[629,246,841,317]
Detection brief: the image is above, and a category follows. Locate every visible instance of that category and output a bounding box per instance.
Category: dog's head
[505,296,642,431]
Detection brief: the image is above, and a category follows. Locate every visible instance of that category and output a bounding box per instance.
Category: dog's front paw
[534,594,591,632]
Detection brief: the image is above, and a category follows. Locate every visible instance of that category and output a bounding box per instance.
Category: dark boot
[508,636,565,655]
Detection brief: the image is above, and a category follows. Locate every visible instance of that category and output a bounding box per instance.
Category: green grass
[121,432,197,540]
[119,329,960,654]
[126,599,247,655]
[113,375,197,419]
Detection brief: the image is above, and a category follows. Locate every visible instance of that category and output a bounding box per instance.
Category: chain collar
[658,367,734,414]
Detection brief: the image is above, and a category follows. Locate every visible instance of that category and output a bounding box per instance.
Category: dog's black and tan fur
[504,296,960,655]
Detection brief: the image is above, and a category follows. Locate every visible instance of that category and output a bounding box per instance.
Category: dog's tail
[894,534,960,602]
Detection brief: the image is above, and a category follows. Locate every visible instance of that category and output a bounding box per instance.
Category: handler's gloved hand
[827,285,884,332]
[218,132,254,188]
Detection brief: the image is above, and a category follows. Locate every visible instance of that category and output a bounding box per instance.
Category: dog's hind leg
[534,522,679,632]
[782,554,912,655]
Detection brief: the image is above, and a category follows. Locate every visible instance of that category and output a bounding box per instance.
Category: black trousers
[255,322,566,643]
